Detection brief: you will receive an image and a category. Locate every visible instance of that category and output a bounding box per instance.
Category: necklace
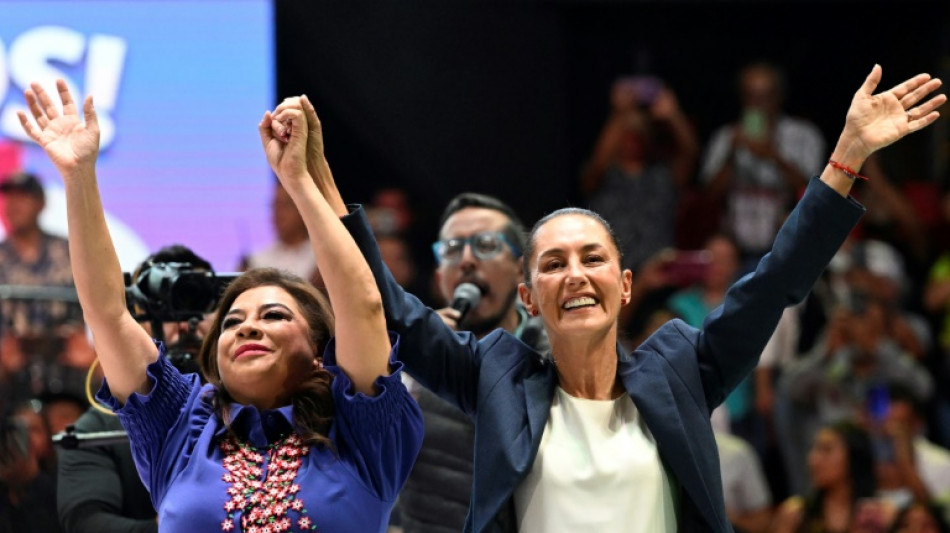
[219,433,318,532]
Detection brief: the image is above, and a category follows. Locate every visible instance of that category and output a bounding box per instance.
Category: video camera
[125,261,238,323]
[124,262,239,374]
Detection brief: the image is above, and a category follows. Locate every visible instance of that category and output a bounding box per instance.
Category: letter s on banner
[0,26,126,150]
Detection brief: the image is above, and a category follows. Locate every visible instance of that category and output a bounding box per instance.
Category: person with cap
[0,171,92,410]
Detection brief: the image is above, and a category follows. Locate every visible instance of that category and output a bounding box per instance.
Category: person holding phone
[580,75,700,274]
[701,61,827,270]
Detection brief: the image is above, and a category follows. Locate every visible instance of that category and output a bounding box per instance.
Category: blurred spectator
[239,181,318,283]
[375,231,433,307]
[0,171,93,409]
[715,429,773,533]
[772,421,892,533]
[889,501,950,533]
[40,391,87,436]
[580,74,698,273]
[666,234,738,326]
[777,293,933,496]
[666,235,763,439]
[873,385,950,509]
[0,401,64,532]
[857,154,930,270]
[924,190,950,352]
[924,189,950,449]
[700,61,825,268]
[367,187,414,236]
[828,238,930,360]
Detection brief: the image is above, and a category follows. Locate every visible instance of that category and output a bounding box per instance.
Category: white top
[917,436,950,500]
[514,387,678,532]
[715,431,772,513]
[700,115,824,252]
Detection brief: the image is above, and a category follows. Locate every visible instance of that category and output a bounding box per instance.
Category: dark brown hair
[198,268,335,448]
[522,207,623,286]
[439,192,527,256]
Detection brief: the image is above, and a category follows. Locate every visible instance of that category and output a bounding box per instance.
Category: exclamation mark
[85,35,127,150]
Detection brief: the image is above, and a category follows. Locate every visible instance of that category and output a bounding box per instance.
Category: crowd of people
[0,60,946,533]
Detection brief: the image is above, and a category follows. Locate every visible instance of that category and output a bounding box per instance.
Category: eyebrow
[537,243,607,259]
[225,302,294,317]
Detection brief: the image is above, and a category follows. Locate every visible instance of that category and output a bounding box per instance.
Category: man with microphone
[396,193,549,533]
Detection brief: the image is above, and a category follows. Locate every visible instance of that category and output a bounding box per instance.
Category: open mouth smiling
[562,296,598,310]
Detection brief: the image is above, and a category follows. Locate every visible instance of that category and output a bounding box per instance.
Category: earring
[531,309,539,317]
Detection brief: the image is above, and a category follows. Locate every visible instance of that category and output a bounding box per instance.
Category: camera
[125,261,238,323]
[125,262,238,373]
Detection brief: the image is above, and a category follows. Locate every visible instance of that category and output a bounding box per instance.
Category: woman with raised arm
[17,82,422,532]
[301,65,944,533]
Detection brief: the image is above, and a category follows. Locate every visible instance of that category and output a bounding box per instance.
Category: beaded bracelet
[828,159,868,181]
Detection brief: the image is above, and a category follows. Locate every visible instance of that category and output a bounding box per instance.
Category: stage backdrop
[0,0,274,272]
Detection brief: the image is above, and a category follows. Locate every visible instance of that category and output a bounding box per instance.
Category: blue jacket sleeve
[696,177,864,409]
[341,205,481,416]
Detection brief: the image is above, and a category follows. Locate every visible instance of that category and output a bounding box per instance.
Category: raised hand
[258,101,309,183]
[840,65,945,162]
[17,80,100,179]
[271,95,347,216]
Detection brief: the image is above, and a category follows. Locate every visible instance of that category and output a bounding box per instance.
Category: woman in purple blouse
[17,82,423,532]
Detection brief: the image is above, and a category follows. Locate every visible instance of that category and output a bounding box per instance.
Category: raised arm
[820,65,944,197]
[283,98,481,413]
[260,98,390,395]
[17,80,156,403]
[695,65,944,406]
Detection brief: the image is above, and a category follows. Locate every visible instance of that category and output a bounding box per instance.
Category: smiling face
[519,213,631,345]
[214,285,318,409]
[436,207,522,335]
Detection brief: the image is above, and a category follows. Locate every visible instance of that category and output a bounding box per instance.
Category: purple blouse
[97,335,422,532]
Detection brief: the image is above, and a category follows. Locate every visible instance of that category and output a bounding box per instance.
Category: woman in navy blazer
[279,65,944,532]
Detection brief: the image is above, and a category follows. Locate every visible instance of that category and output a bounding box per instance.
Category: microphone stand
[53,424,129,448]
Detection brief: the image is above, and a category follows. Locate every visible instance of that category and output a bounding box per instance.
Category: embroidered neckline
[219,433,317,532]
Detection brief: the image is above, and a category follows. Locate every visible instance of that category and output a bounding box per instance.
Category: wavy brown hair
[198,268,335,448]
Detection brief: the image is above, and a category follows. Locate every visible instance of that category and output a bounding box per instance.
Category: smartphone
[663,250,711,287]
[615,75,663,107]
[867,384,895,462]
[741,108,766,141]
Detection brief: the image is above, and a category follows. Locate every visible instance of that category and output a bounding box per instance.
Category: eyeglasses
[432,231,520,265]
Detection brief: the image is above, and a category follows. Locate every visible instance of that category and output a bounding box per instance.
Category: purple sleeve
[95,346,210,507]
[322,333,423,502]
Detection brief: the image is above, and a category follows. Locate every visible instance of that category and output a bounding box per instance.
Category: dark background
[276,0,950,260]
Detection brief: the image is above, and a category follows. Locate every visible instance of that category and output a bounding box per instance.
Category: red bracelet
[828,159,868,181]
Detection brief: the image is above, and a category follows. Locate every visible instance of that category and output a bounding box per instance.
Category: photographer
[57,245,217,533]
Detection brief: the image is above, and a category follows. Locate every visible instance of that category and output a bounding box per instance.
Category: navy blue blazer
[342,178,863,532]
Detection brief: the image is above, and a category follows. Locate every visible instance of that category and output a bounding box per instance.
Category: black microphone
[450,283,482,323]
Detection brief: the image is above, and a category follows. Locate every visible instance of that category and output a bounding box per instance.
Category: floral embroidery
[220,433,318,532]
